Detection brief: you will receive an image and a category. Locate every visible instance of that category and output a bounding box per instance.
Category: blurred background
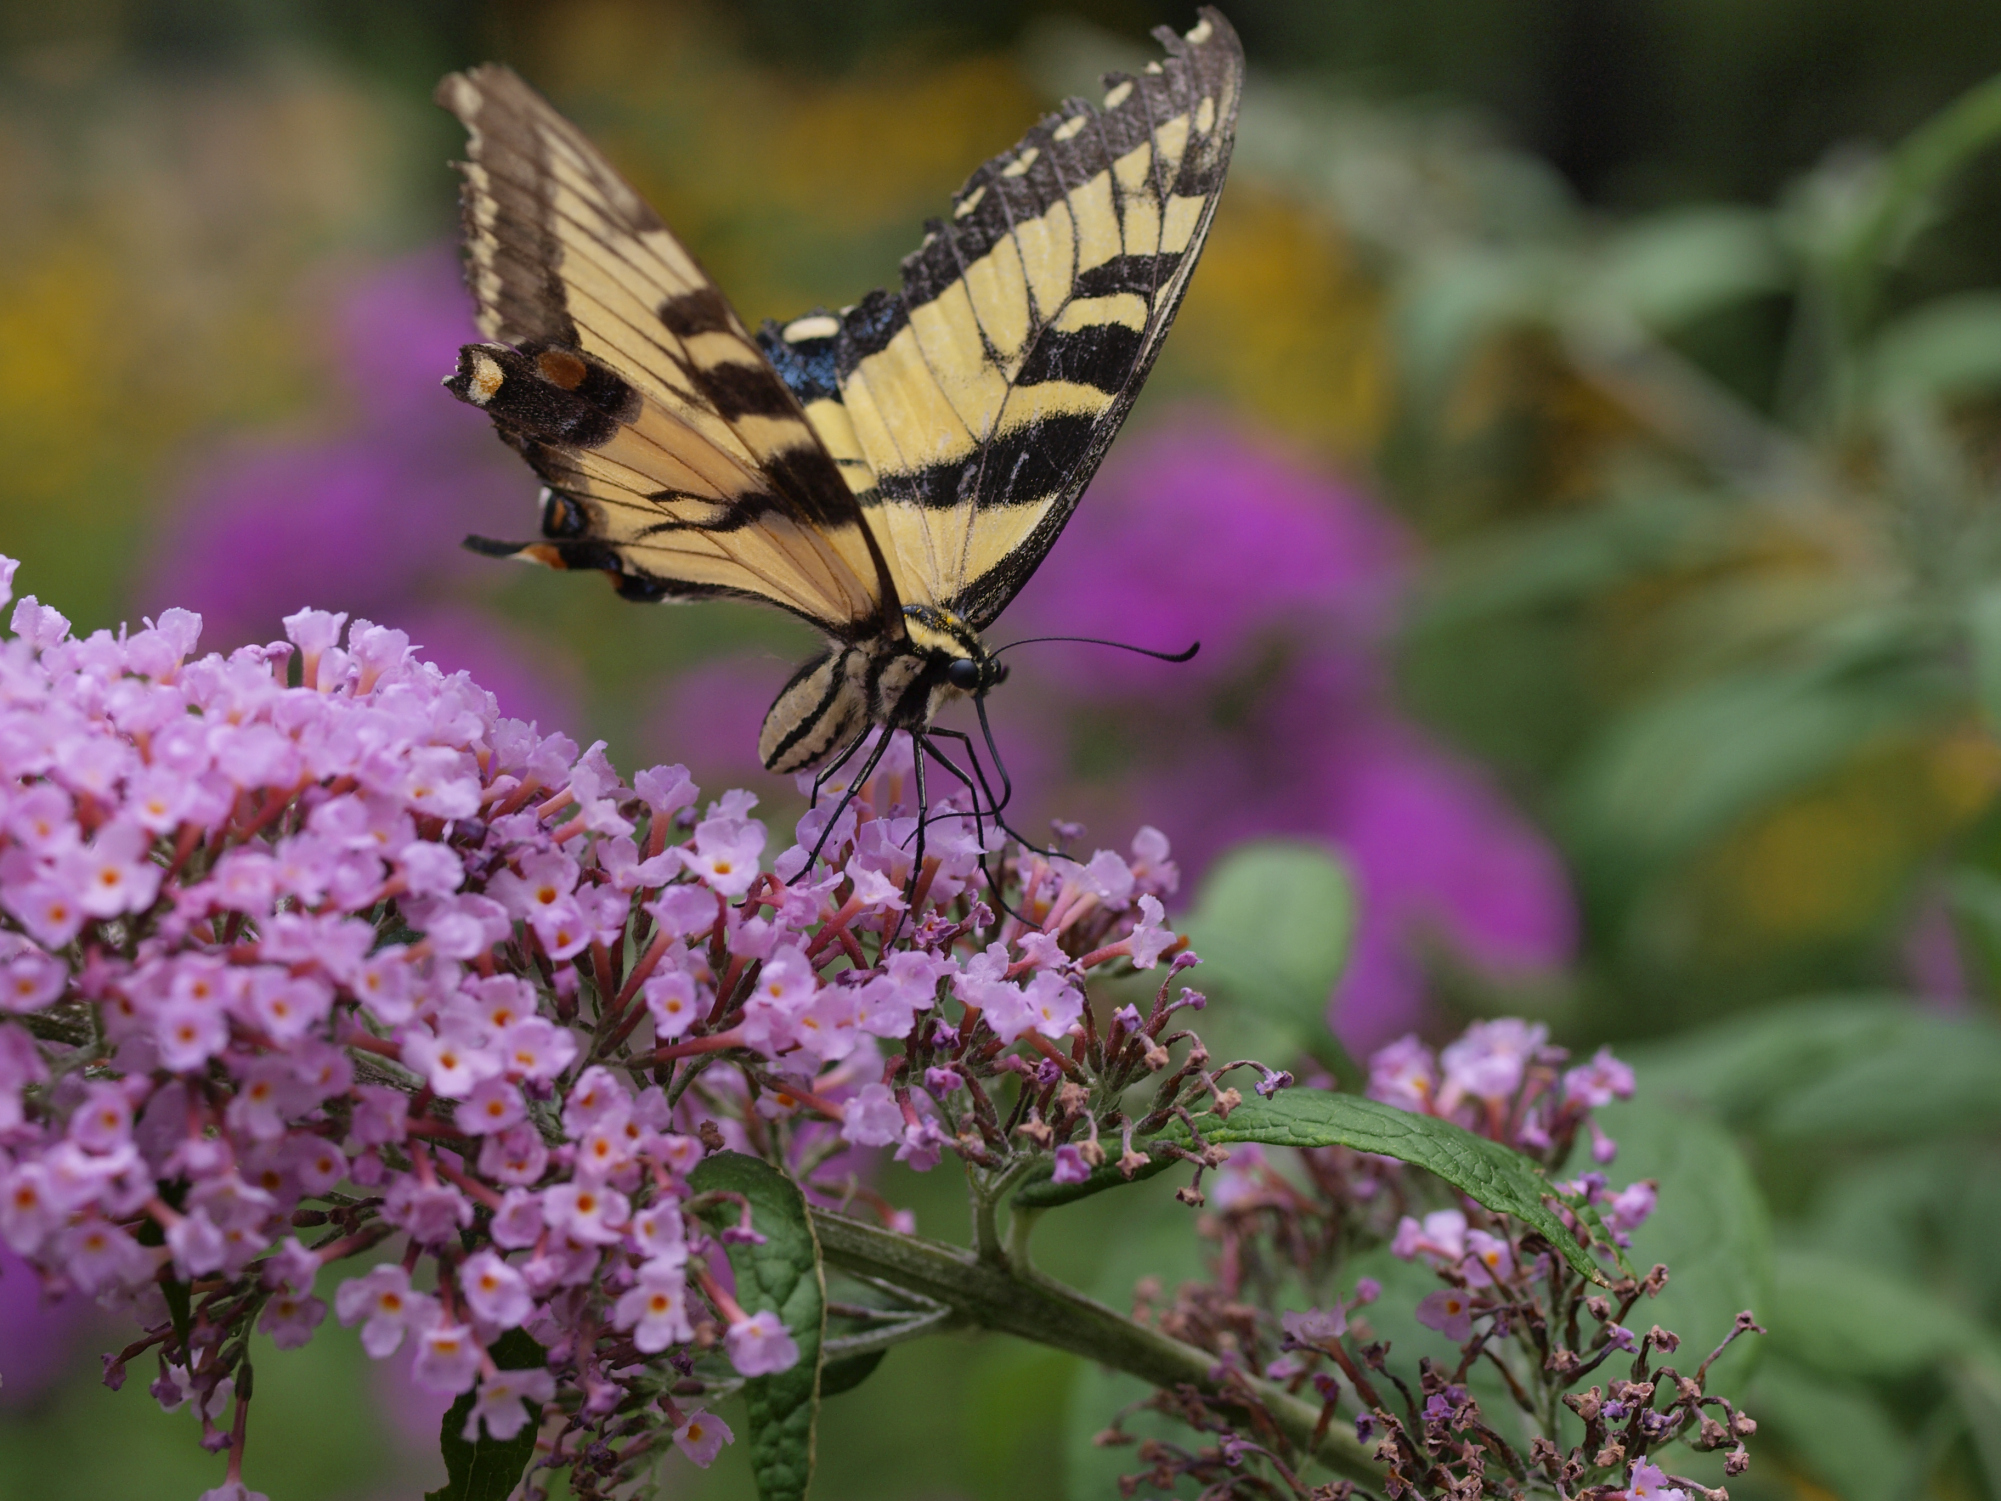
[4,0,2001,1497]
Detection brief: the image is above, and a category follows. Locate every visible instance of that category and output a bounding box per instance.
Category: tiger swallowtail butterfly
[439,11,1242,849]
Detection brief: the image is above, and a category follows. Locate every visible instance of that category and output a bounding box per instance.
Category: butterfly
[438,11,1242,852]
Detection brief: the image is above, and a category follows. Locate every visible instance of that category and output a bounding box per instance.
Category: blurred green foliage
[7,1,2001,1497]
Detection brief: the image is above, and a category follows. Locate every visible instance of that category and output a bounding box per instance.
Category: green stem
[808,1208,1379,1483]
[820,1306,956,1364]
[969,1157,1036,1265]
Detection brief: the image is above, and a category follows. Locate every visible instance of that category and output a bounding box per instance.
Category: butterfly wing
[437,64,900,640]
[758,10,1243,631]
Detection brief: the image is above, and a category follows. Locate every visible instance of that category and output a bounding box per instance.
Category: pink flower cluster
[0,559,1186,1491]
[1116,1015,1752,1501]
[1364,1018,1636,1166]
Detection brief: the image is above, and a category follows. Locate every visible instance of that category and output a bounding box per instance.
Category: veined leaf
[691,1152,826,1501]
[426,1329,548,1501]
[1022,1093,1611,1284]
[1173,1092,1607,1282]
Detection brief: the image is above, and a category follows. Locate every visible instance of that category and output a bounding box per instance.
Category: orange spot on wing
[536,347,588,389]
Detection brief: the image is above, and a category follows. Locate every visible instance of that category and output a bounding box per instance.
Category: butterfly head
[945,655,1007,693]
[902,604,1006,703]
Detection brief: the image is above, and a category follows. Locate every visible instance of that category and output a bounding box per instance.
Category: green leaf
[1062,1193,1208,1501]
[1592,1096,1772,1388]
[1565,650,1948,884]
[1013,1150,1174,1211]
[1768,1249,1980,1378]
[1840,71,2001,276]
[1623,994,1920,1125]
[1762,1013,2001,1144]
[1971,587,2001,736]
[1412,486,1714,633]
[1751,1356,1912,1501]
[1166,1092,1609,1283]
[426,1329,548,1501]
[817,1350,885,1399]
[690,1152,826,1501]
[1948,867,2001,992]
[1395,248,1549,406]
[1590,207,1787,331]
[1179,840,1360,1082]
[1872,294,2001,404]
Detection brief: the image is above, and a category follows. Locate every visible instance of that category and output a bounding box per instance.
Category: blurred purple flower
[1013,417,1408,682]
[140,248,572,728]
[647,655,790,794]
[1007,414,1576,1051]
[0,1245,82,1407]
[369,1333,456,1454]
[393,606,578,737]
[1904,889,1969,1011]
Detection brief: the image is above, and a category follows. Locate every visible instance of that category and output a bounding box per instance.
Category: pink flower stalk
[0,561,1200,1493]
[1365,1022,1634,1167]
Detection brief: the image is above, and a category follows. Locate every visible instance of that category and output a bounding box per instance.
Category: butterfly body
[439,12,1243,782]
[758,606,1006,776]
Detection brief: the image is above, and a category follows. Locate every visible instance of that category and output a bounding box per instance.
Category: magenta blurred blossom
[391,606,578,736]
[1013,418,1409,681]
[369,1338,456,1453]
[1007,415,1576,1051]
[0,1244,83,1407]
[1903,889,1969,1011]
[141,248,570,728]
[647,655,791,794]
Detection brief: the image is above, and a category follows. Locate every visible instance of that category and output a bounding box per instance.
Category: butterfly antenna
[991,635,1200,663]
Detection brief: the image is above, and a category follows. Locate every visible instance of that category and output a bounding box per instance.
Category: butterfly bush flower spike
[0,561,1224,1498]
[1092,1016,1760,1499]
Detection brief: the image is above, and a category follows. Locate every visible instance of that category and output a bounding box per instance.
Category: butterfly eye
[946,658,983,691]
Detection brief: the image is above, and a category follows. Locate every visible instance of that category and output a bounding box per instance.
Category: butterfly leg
[808,721,877,810]
[915,731,1028,928]
[904,730,931,908]
[928,724,1059,859]
[913,731,988,854]
[974,696,1016,816]
[804,729,897,871]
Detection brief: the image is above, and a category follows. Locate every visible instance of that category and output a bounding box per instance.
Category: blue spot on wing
[756,317,841,405]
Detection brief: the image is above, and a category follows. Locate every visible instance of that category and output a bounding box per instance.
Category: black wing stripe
[473,145,846,507]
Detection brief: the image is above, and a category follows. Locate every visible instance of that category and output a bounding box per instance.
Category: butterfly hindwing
[762,11,1243,631]
[438,65,898,639]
